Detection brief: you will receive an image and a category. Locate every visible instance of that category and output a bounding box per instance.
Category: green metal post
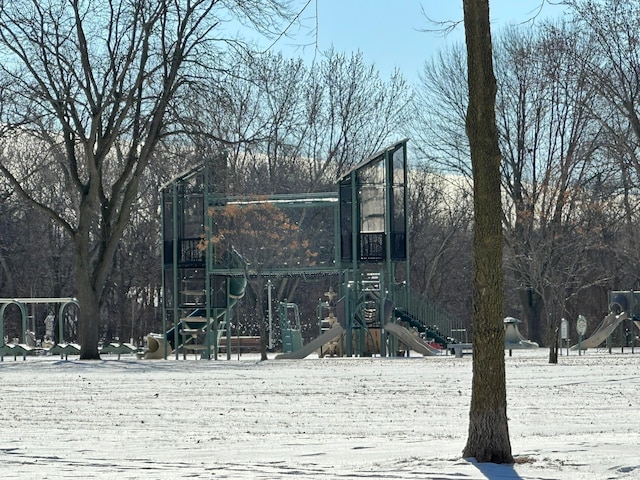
[160,190,166,358]
[172,183,179,360]
[0,303,8,347]
[57,300,78,345]
[382,148,395,358]
[402,142,411,296]
[379,270,387,357]
[58,300,65,344]
[226,278,232,360]
[0,302,24,359]
[204,273,212,360]
[334,195,340,269]
[384,148,393,280]
[204,158,215,361]
[348,172,359,357]
[18,302,27,344]
[343,272,352,357]
[631,291,636,354]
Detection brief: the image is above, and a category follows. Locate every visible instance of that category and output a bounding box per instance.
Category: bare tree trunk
[0,249,16,297]
[256,281,268,361]
[461,0,513,463]
[76,286,101,360]
[73,234,102,360]
[518,288,544,346]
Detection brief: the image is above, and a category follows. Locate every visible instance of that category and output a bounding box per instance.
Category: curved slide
[384,322,442,356]
[275,324,344,359]
[570,312,629,351]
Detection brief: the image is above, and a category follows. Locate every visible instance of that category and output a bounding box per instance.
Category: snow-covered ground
[1,347,638,479]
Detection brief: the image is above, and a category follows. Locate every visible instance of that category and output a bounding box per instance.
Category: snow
[1,348,639,479]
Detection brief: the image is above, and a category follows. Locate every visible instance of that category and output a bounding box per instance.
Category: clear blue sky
[272,0,567,82]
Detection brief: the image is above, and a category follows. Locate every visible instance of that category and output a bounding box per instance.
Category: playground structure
[147,151,250,359]
[571,290,639,352]
[147,140,465,359]
[0,297,80,359]
[144,247,247,360]
[285,139,460,358]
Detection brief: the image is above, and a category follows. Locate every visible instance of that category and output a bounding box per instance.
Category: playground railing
[388,284,466,342]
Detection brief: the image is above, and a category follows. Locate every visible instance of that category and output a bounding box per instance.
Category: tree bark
[461,0,513,463]
[73,228,102,360]
[0,248,16,297]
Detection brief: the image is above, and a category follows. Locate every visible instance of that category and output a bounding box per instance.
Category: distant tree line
[1,0,639,354]
[413,0,640,352]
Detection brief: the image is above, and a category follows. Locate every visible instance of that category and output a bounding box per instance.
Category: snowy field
[1,348,638,479]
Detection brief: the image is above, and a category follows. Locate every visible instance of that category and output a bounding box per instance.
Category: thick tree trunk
[462,0,513,463]
[73,229,102,360]
[518,288,544,346]
[76,285,102,360]
[0,250,16,297]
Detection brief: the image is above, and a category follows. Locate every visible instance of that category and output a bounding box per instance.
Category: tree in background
[408,164,473,319]
[461,0,513,463]
[0,0,293,359]
[412,43,471,177]
[208,202,323,359]
[199,50,411,196]
[495,22,615,359]
[412,12,632,355]
[568,0,640,289]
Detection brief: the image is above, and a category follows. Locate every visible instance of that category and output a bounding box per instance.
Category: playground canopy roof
[337,138,409,183]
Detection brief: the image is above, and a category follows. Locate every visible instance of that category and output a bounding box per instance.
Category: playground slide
[384,322,442,356]
[275,324,344,359]
[504,317,538,349]
[144,334,173,359]
[570,312,629,351]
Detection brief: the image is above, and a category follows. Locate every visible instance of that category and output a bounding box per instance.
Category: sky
[270,0,568,83]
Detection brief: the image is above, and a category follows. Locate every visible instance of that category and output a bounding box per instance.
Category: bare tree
[413,16,625,357]
[205,50,412,194]
[0,0,293,359]
[408,164,473,319]
[495,22,615,357]
[412,43,471,177]
[566,0,640,290]
[461,0,513,463]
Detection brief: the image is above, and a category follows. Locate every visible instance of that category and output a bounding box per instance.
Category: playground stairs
[179,315,228,358]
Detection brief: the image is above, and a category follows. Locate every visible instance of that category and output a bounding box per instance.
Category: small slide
[384,322,442,356]
[504,317,538,349]
[275,324,344,359]
[571,312,629,350]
